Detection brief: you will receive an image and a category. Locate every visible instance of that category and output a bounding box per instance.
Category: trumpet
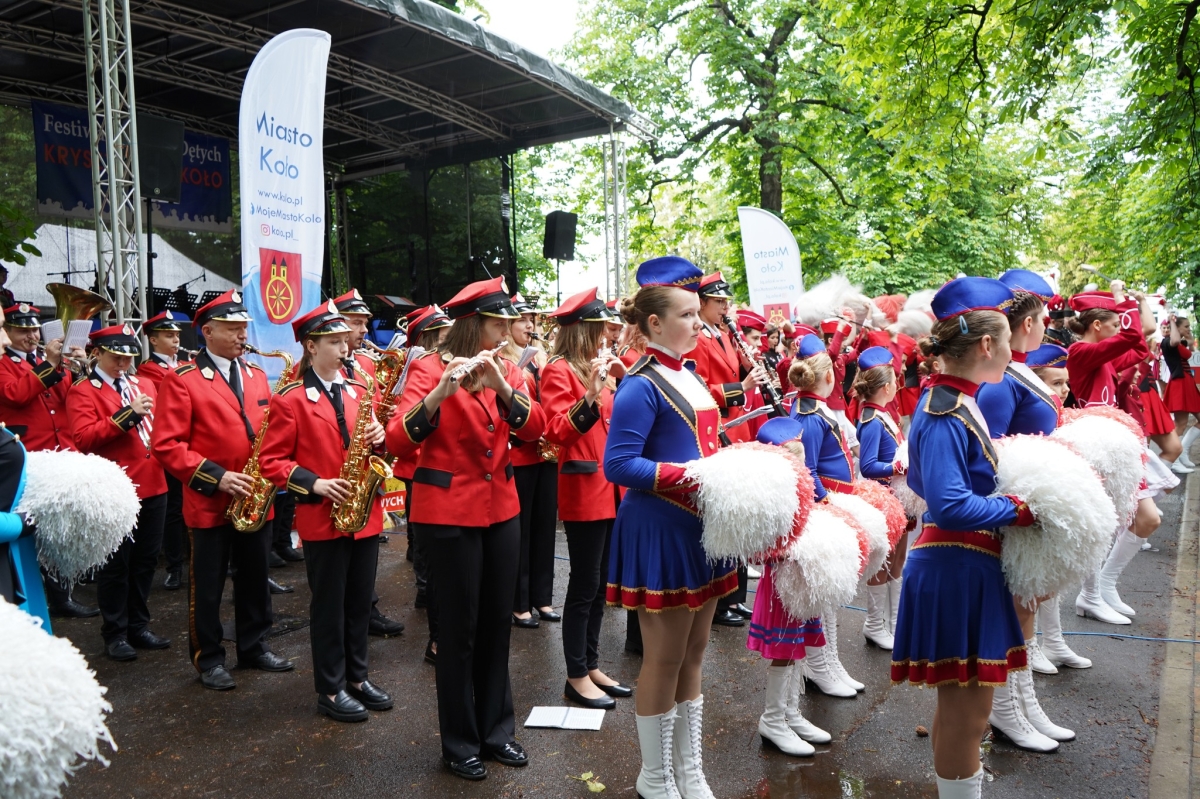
[120,371,153,450]
[448,342,507,384]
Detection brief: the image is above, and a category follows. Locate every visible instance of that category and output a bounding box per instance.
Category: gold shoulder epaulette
[175,363,197,375]
[277,381,303,395]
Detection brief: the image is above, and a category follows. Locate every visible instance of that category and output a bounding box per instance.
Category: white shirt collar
[314,370,345,392]
[94,365,122,390]
[207,351,235,376]
[153,351,177,367]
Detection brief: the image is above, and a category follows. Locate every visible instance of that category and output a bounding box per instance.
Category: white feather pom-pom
[793,274,856,327]
[773,506,863,620]
[893,309,933,338]
[993,435,1117,602]
[1051,415,1143,527]
[685,445,800,562]
[826,493,890,575]
[889,441,926,519]
[18,450,141,584]
[0,597,116,799]
[903,289,935,315]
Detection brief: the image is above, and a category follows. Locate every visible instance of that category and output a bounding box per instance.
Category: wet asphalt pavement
[58,488,1180,799]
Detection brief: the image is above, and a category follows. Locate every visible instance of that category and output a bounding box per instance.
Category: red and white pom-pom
[853,478,907,549]
[686,442,803,563]
[773,506,864,621]
[793,274,857,327]
[1060,405,1147,447]
[1052,412,1144,527]
[826,493,890,575]
[993,435,1117,603]
[889,441,927,520]
[822,501,871,576]
[758,447,816,562]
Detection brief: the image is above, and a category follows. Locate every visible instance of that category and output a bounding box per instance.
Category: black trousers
[563,519,613,678]
[717,564,749,610]
[404,478,438,643]
[98,492,167,643]
[420,516,520,761]
[272,491,296,552]
[160,474,187,574]
[513,461,557,613]
[303,534,379,695]
[42,565,70,607]
[188,520,273,671]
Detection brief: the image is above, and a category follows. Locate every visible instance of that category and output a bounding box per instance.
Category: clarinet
[722,315,786,418]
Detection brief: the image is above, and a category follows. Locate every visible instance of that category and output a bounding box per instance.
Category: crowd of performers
[0,256,1187,799]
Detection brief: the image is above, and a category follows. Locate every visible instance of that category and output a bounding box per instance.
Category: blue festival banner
[31,100,233,232]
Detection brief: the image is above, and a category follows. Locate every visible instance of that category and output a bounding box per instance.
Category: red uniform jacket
[508,358,545,468]
[257,370,382,541]
[540,356,618,521]
[0,349,77,451]
[135,353,177,391]
[1067,299,1148,408]
[68,371,167,498]
[385,351,545,527]
[690,325,762,443]
[151,351,274,529]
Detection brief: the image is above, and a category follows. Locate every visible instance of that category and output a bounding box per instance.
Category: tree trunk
[758,139,783,214]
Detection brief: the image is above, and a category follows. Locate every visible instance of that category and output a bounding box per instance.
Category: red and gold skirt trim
[819,476,856,495]
[606,569,739,613]
[890,646,1028,688]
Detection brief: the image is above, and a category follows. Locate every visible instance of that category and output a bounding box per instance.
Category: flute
[721,315,786,418]
[448,342,508,383]
[598,337,609,381]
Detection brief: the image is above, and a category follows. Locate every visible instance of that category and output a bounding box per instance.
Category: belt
[912,523,1002,557]
[819,476,855,495]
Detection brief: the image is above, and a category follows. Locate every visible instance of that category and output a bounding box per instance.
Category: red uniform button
[484,473,492,482]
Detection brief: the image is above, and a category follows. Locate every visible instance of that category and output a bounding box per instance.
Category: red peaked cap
[333,288,372,316]
[291,300,350,341]
[142,310,186,332]
[194,289,252,327]
[736,309,767,332]
[1068,291,1119,313]
[784,323,816,341]
[89,324,140,355]
[549,287,618,326]
[405,305,452,340]
[697,272,733,299]
[443,276,520,320]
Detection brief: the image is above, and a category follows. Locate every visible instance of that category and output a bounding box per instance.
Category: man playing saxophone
[257,301,391,723]
[151,289,295,691]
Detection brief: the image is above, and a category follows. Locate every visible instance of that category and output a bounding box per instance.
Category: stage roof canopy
[0,0,652,176]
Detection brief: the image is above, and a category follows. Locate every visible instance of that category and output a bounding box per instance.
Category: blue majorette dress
[0,425,50,632]
[857,402,903,485]
[604,345,739,611]
[891,374,1026,687]
[790,392,855,498]
[976,353,1060,437]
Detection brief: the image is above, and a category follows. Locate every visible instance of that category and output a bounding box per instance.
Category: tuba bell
[46,282,112,325]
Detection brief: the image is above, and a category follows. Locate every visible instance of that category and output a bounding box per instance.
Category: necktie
[228,361,243,406]
[328,383,351,448]
[26,352,37,367]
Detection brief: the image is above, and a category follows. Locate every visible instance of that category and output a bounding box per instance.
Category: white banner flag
[238,29,330,371]
[737,206,803,327]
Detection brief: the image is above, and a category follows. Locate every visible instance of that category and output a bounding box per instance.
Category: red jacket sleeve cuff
[654,463,696,493]
[1005,495,1036,527]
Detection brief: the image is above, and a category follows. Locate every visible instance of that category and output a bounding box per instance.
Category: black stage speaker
[542,211,578,261]
[137,113,186,203]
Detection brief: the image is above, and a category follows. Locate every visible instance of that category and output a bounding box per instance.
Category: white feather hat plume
[773,506,863,620]
[893,309,934,338]
[993,435,1117,603]
[17,450,141,584]
[0,597,116,799]
[826,493,890,575]
[685,443,801,563]
[1051,414,1144,527]
[903,289,935,315]
[792,274,856,327]
[889,441,927,519]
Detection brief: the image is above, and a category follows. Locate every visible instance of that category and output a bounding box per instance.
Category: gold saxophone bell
[226,347,296,532]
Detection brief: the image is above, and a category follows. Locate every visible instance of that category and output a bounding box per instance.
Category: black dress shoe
[512,614,539,629]
[246,651,295,672]
[347,679,393,711]
[564,681,616,710]
[487,741,529,767]
[729,602,754,619]
[597,681,633,698]
[444,755,487,781]
[163,570,182,591]
[378,533,390,544]
[267,550,287,568]
[105,638,137,661]
[424,640,437,666]
[50,599,100,619]
[277,545,305,562]
[317,690,368,723]
[268,577,293,594]
[199,666,235,690]
[128,629,171,650]
[535,608,561,622]
[368,614,405,637]
[712,608,745,627]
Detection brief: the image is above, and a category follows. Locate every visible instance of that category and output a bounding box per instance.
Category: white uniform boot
[1014,668,1075,741]
[1075,570,1130,625]
[757,666,815,756]
[988,671,1059,752]
[1025,633,1057,675]
[803,615,857,698]
[936,768,984,799]
[672,695,715,799]
[1037,595,1091,669]
[887,576,902,635]
[1180,425,1199,467]
[1098,529,1142,617]
[863,582,894,649]
[784,663,831,743]
[635,709,681,799]
[822,605,865,692]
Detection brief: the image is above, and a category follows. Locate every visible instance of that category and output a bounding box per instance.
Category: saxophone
[226,345,296,533]
[331,359,399,534]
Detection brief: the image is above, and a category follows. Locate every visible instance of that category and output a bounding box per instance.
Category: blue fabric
[756,416,803,447]
[797,334,825,359]
[999,269,1055,300]
[604,364,735,602]
[856,410,899,481]
[977,369,1059,437]
[789,397,852,501]
[857,346,893,371]
[635,256,702,291]
[906,387,1019,531]
[932,277,1014,320]
[1027,343,1068,369]
[0,430,50,633]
